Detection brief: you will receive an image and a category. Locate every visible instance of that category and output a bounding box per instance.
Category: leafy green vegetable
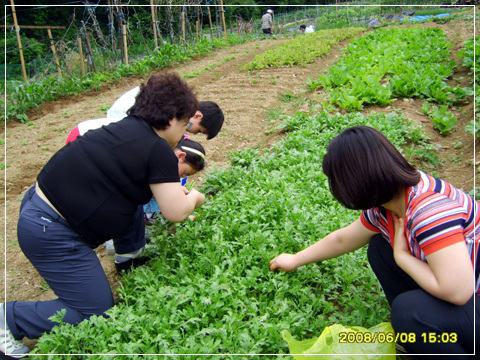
[310,26,466,110]
[34,110,436,356]
[242,27,364,70]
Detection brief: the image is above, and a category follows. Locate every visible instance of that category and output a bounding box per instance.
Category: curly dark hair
[128,73,198,130]
[322,126,420,210]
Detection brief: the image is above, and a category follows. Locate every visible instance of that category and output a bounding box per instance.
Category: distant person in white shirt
[107,87,224,140]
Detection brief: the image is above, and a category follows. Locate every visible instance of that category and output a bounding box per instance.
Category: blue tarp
[407,13,451,22]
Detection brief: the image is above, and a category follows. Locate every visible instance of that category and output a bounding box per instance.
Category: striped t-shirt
[360,170,480,293]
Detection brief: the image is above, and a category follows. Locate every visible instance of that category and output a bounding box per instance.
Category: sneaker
[145,211,166,227]
[105,239,115,255]
[0,304,29,359]
[114,257,151,273]
[114,247,150,273]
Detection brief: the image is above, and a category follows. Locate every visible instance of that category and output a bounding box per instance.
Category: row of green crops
[2,34,251,123]
[241,27,365,70]
[307,26,472,116]
[458,36,480,138]
[33,109,438,358]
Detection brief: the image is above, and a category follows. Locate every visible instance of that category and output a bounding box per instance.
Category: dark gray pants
[6,187,115,340]
[368,234,479,358]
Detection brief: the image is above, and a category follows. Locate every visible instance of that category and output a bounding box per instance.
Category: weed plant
[33,110,434,357]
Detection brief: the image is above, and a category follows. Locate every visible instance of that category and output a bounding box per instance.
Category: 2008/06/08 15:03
[339,331,458,344]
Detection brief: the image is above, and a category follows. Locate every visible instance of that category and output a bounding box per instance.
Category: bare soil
[1,15,477,349]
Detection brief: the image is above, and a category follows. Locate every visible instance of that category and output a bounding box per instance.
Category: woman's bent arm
[150,182,205,223]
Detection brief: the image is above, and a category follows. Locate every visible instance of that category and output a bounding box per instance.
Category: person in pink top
[270,126,479,358]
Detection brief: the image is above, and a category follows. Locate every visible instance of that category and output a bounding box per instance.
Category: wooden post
[122,24,128,65]
[150,0,158,49]
[207,6,214,39]
[81,21,96,72]
[196,6,200,40]
[77,37,85,76]
[107,0,117,62]
[219,0,227,40]
[47,29,62,76]
[9,0,27,82]
[181,9,186,42]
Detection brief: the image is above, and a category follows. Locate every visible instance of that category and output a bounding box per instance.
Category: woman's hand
[269,254,299,272]
[187,188,205,208]
[392,214,409,254]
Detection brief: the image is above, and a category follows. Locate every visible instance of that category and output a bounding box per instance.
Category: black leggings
[367,234,479,359]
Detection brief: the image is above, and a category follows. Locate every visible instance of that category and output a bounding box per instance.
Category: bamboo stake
[107,0,117,63]
[9,0,27,82]
[77,37,85,76]
[47,28,62,76]
[182,10,186,42]
[196,6,200,40]
[150,0,158,49]
[122,24,128,65]
[207,6,214,39]
[81,21,96,72]
[219,0,227,40]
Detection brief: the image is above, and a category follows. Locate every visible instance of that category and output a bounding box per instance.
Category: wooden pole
[122,24,128,65]
[47,29,62,76]
[219,0,227,40]
[81,21,96,72]
[150,0,158,49]
[77,37,85,76]
[9,0,27,82]
[181,10,186,42]
[196,6,200,40]
[207,6,214,39]
[107,0,117,63]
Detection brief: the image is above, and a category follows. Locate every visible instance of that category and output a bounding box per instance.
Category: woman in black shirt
[1,73,205,358]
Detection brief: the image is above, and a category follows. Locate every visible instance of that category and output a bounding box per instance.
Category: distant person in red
[67,99,224,143]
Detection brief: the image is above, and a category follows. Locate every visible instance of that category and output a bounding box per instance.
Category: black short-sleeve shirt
[37,116,179,246]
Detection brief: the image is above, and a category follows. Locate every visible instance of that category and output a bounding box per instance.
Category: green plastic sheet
[282,322,397,360]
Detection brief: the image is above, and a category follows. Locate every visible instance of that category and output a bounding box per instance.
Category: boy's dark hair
[322,126,420,210]
[299,24,306,30]
[176,137,206,172]
[198,101,224,140]
[129,73,198,130]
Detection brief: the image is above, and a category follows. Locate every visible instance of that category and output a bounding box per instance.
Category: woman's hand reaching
[269,254,299,272]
